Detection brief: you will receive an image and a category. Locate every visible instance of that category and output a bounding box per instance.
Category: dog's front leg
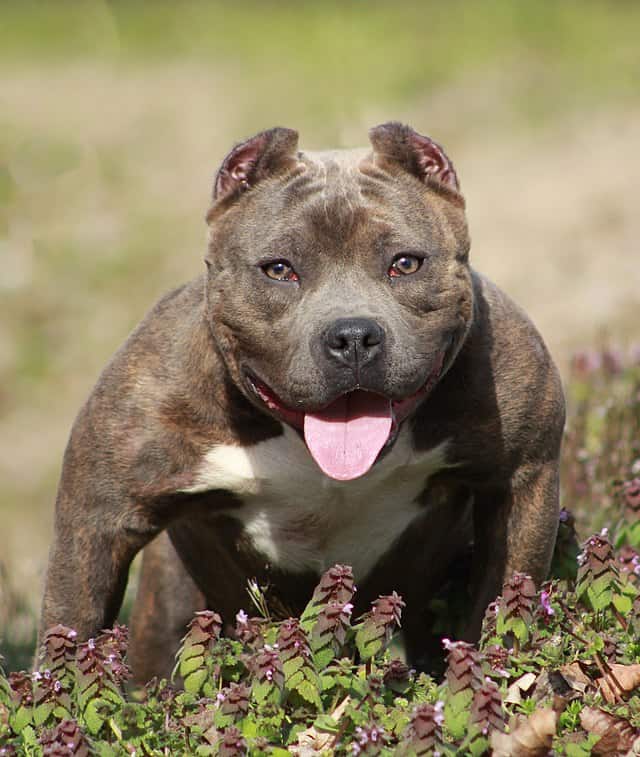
[39,486,159,645]
[466,459,560,639]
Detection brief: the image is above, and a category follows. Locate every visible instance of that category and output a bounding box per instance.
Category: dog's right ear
[209,128,299,215]
[369,122,461,197]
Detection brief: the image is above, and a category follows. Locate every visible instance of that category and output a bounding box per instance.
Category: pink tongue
[304,391,393,481]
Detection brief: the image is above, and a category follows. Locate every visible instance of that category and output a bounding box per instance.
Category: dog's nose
[324,317,385,369]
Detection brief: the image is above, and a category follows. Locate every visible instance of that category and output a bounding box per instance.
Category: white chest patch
[182,426,452,580]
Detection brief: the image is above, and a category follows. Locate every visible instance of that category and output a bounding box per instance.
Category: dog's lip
[243,348,447,432]
[244,371,305,429]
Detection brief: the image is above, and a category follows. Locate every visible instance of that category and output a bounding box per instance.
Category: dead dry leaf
[596,663,640,705]
[490,707,557,757]
[558,661,592,694]
[288,696,350,756]
[580,706,638,756]
[532,669,574,702]
[289,729,333,756]
[505,671,537,704]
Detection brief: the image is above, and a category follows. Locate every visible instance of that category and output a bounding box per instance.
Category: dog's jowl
[39,123,565,681]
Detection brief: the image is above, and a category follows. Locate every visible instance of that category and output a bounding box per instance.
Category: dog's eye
[389,254,422,277]
[262,260,299,282]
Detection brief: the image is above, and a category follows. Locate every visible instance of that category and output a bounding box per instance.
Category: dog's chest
[183,427,450,579]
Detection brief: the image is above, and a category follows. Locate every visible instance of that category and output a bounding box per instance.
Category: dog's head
[204,123,473,481]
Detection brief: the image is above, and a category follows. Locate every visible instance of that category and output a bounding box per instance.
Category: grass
[2,1,640,127]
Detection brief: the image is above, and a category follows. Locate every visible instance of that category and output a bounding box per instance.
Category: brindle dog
[39,123,565,681]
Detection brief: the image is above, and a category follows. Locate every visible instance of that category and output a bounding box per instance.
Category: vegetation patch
[1,353,639,755]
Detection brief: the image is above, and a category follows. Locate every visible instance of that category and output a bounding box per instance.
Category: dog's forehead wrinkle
[293,150,373,235]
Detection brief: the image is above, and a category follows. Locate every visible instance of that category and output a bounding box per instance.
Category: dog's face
[205,123,473,480]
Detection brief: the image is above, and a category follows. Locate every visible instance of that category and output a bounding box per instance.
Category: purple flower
[602,347,623,375]
[235,609,249,626]
[434,699,445,726]
[571,349,601,376]
[540,590,555,617]
[53,680,62,694]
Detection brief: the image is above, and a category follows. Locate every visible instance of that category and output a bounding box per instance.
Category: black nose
[324,317,385,369]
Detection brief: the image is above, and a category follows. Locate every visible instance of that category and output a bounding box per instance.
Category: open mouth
[245,351,445,482]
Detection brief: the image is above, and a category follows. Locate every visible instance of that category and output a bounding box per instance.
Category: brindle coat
[39,123,565,681]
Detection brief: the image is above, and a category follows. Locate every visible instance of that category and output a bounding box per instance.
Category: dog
[39,123,565,681]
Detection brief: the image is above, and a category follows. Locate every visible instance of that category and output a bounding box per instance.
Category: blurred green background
[2,1,639,667]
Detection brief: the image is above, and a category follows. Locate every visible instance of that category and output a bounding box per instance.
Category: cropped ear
[368,122,460,192]
[213,127,299,202]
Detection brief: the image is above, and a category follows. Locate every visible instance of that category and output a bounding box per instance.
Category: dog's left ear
[213,127,299,203]
[369,122,460,193]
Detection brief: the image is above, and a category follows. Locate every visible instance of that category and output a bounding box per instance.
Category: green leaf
[444,689,473,740]
[313,713,340,733]
[320,673,337,692]
[285,668,305,691]
[83,697,107,735]
[300,599,323,631]
[77,679,99,708]
[20,725,39,749]
[213,708,235,730]
[184,667,208,695]
[296,677,322,709]
[252,679,279,705]
[241,718,259,738]
[628,520,640,549]
[508,616,530,644]
[313,644,336,671]
[613,592,633,614]
[101,684,124,706]
[9,704,33,734]
[468,734,489,756]
[283,656,305,679]
[355,625,384,661]
[179,653,205,677]
[587,584,613,612]
[565,735,601,756]
[202,679,221,699]
[33,701,54,726]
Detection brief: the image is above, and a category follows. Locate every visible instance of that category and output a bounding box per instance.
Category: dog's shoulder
[471,269,565,460]
[60,275,245,494]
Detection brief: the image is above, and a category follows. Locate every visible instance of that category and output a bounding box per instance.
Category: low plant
[1,347,639,755]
